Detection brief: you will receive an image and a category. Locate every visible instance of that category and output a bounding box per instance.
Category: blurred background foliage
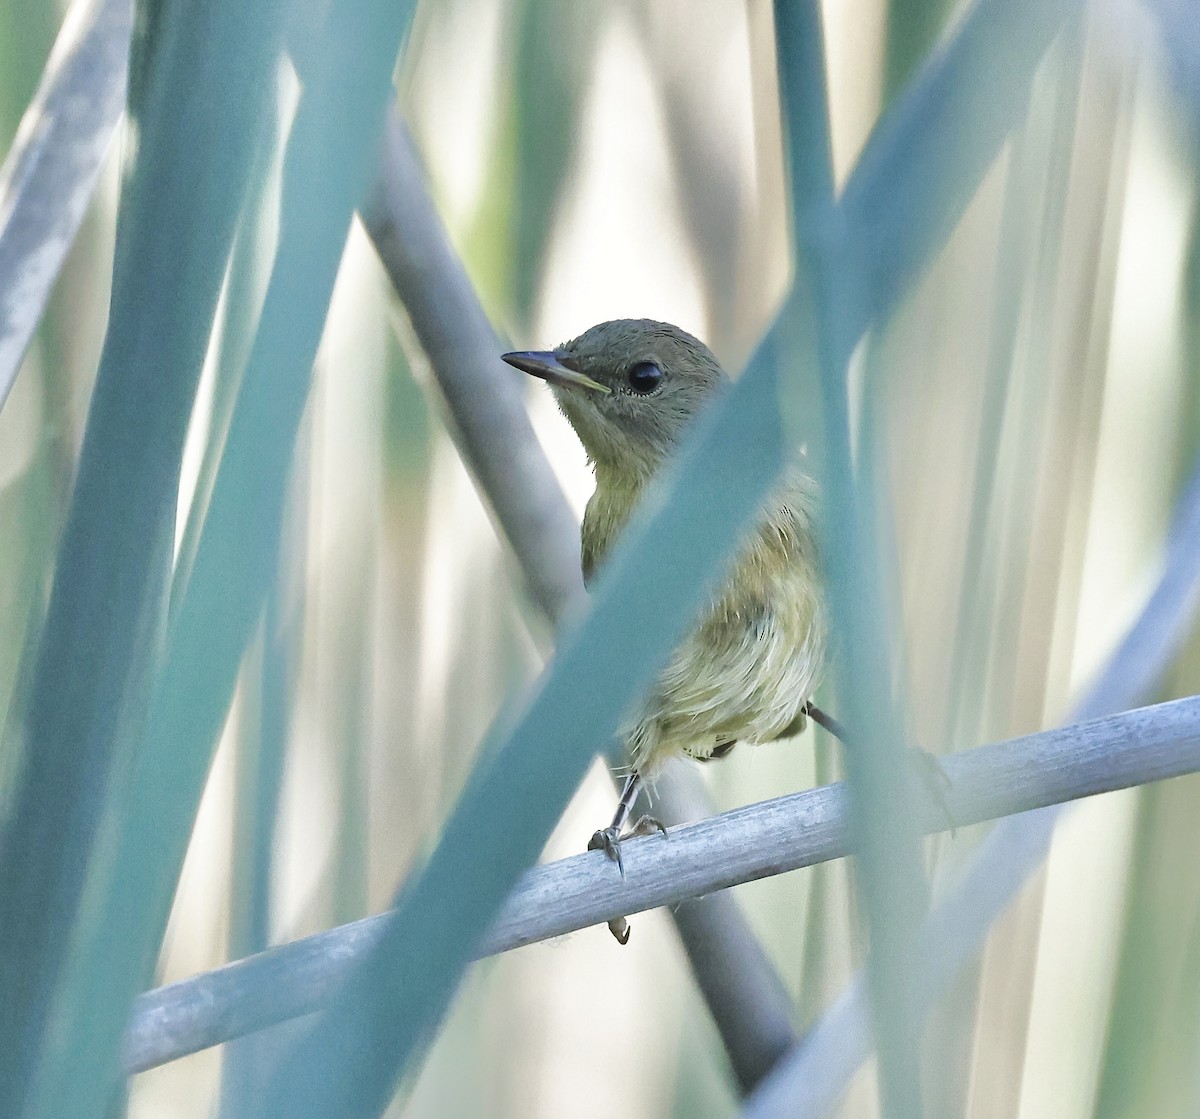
[1,0,1200,1116]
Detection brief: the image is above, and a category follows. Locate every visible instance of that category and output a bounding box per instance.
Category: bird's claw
[627,814,668,840]
[588,817,669,878]
[588,824,626,875]
[588,816,668,945]
[607,916,631,944]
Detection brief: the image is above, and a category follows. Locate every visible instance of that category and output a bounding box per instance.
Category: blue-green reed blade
[16,1,418,1115]
[839,0,1081,354]
[0,0,288,1111]
[775,3,926,1116]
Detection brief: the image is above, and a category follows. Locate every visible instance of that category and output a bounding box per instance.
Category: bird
[502,319,828,909]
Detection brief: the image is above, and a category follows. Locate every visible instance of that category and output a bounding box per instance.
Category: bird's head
[503,319,728,478]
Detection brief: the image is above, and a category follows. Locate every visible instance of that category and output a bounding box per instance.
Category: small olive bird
[503,320,830,884]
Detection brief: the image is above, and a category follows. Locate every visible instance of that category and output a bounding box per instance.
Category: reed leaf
[0,0,287,1110]
[11,0,418,1114]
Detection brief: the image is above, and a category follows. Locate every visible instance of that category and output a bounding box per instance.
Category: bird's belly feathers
[583,464,826,774]
[620,521,826,774]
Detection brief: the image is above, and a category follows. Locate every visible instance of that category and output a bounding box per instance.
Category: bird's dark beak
[501,350,611,394]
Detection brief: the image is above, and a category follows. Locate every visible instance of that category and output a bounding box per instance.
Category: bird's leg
[587,770,669,945]
[610,772,641,837]
[802,701,848,742]
[587,771,668,877]
[803,701,955,830]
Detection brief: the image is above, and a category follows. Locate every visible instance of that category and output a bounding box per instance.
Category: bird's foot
[587,815,668,877]
[629,813,669,840]
[802,702,955,833]
[588,815,668,946]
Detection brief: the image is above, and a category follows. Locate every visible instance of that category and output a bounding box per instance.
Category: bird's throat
[580,466,646,587]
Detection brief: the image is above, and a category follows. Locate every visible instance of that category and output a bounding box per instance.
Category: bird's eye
[626,361,662,394]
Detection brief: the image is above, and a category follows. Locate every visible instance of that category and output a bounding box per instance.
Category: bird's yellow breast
[582,464,826,774]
